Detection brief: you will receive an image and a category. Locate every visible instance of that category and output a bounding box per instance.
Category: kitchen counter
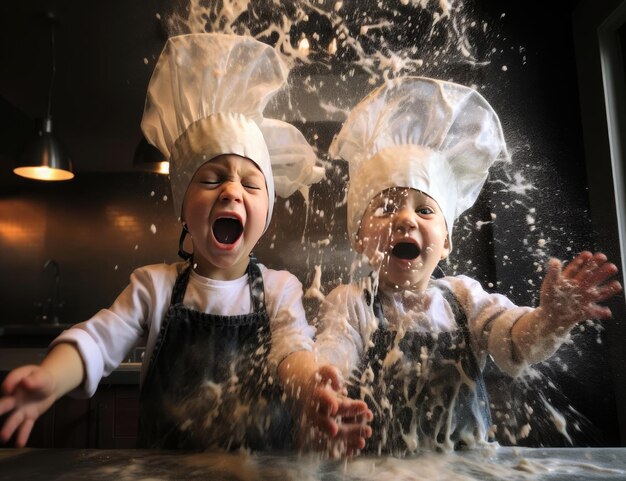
[0,447,625,480]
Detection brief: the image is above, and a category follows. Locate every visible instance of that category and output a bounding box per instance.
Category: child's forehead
[370,187,436,204]
[195,154,264,175]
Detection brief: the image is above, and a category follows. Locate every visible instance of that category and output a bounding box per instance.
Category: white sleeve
[264,270,315,372]
[314,284,373,378]
[50,265,171,397]
[443,276,533,377]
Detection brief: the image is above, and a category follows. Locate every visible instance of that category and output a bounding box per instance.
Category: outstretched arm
[278,350,372,456]
[511,251,622,364]
[0,343,85,447]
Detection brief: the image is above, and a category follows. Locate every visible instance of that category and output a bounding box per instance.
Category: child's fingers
[0,396,16,417]
[312,413,339,438]
[584,303,613,320]
[316,421,372,458]
[15,418,34,448]
[1,368,27,395]
[566,252,612,282]
[558,252,619,289]
[561,251,592,278]
[542,258,562,292]
[337,421,373,440]
[311,387,340,418]
[0,410,23,444]
[579,261,619,290]
[336,423,372,453]
[317,365,344,392]
[310,404,372,440]
[589,280,623,303]
[336,399,373,420]
[1,366,38,396]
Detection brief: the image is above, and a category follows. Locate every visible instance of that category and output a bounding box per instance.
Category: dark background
[0,0,624,447]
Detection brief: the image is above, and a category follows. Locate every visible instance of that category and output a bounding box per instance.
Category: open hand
[0,365,57,447]
[540,251,622,331]
[301,365,372,457]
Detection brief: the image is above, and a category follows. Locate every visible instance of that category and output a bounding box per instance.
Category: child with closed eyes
[0,33,370,452]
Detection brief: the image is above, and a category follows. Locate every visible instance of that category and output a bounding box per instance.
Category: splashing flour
[143,0,611,458]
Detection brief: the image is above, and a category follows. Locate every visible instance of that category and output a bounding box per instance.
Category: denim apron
[137,258,291,450]
[349,287,492,454]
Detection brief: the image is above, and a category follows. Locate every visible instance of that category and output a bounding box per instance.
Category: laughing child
[307,77,622,455]
[0,33,348,451]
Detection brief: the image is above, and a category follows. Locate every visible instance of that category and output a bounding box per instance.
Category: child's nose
[219,181,243,202]
[394,209,417,233]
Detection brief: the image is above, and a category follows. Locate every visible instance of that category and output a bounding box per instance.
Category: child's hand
[302,365,373,457]
[0,365,57,447]
[512,251,622,366]
[540,251,622,332]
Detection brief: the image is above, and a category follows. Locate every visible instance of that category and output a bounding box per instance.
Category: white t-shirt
[52,262,315,397]
[314,275,534,379]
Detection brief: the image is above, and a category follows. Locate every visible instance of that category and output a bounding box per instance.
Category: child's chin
[381,267,426,289]
[379,271,408,288]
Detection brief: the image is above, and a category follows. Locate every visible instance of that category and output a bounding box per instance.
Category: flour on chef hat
[329,76,509,246]
[141,33,323,231]
[260,118,325,198]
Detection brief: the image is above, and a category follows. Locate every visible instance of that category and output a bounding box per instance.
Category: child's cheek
[368,247,386,268]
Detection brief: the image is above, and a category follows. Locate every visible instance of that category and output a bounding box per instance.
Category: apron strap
[247,255,266,313]
[170,261,193,306]
[439,286,469,329]
[438,285,483,376]
[364,284,386,330]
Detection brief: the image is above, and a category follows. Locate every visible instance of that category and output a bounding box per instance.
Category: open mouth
[212,217,243,245]
[391,242,421,260]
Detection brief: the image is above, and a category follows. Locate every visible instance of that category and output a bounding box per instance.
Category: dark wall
[0,172,179,324]
[474,2,623,447]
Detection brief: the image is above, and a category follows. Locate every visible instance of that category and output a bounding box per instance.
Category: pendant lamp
[14,12,74,181]
[133,137,169,175]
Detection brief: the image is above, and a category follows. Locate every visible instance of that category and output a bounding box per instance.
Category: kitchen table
[1,446,625,480]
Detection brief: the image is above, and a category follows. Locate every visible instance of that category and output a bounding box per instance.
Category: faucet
[42,259,63,325]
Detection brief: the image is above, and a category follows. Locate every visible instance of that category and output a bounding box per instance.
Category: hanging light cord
[46,15,56,120]
[13,11,74,181]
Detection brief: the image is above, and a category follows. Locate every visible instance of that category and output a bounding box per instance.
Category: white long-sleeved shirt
[52,262,315,397]
[314,275,534,378]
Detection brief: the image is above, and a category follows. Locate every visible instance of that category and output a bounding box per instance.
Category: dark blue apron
[137,257,292,450]
[348,286,492,454]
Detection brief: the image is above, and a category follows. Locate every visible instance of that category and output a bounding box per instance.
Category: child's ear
[441,236,450,260]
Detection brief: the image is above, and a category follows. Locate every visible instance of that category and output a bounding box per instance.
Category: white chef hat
[260,118,325,198]
[141,33,323,231]
[329,76,508,247]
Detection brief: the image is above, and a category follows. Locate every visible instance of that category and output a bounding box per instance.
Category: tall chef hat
[141,33,324,231]
[329,76,509,247]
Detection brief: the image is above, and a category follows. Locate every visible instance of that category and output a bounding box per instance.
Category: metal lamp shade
[14,117,74,181]
[133,137,169,174]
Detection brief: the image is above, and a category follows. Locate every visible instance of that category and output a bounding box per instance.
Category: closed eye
[372,201,397,217]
